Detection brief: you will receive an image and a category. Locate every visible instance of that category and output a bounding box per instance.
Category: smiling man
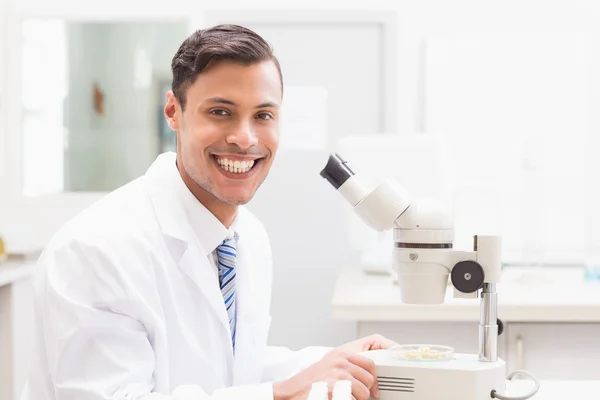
[168,45,281,226]
[21,25,396,400]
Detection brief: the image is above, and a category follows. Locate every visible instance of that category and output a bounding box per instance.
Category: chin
[217,191,255,206]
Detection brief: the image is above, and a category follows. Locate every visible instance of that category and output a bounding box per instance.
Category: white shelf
[0,260,35,288]
[332,267,600,322]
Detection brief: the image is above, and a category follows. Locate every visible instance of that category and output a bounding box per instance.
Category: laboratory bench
[333,266,600,381]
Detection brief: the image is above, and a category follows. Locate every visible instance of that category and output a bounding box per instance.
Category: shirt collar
[168,154,239,255]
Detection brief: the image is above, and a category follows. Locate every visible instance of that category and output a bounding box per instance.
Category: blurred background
[1,0,600,398]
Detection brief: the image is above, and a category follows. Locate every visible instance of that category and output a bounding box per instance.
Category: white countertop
[0,260,35,287]
[332,267,600,322]
[506,380,600,399]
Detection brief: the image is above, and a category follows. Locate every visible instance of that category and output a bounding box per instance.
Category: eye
[210,109,230,117]
[256,112,273,120]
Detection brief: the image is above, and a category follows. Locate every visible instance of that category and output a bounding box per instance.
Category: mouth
[211,154,264,179]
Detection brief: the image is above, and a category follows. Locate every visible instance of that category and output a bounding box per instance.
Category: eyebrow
[205,97,279,109]
[206,97,236,106]
[255,101,279,109]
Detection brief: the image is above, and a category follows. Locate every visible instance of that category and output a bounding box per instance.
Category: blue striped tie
[216,233,238,350]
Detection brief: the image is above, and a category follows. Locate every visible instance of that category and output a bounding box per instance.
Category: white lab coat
[21,152,331,400]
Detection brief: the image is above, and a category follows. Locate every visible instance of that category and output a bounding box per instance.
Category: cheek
[258,125,279,153]
[183,115,224,152]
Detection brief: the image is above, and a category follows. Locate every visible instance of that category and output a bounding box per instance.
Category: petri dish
[389,344,454,361]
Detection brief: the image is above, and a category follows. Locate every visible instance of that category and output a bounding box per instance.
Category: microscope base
[362,350,506,400]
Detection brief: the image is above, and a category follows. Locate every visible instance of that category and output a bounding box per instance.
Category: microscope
[320,153,539,400]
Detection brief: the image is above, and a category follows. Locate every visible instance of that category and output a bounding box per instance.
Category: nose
[226,120,259,150]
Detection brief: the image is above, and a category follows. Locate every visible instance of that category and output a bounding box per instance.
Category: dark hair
[171,24,283,111]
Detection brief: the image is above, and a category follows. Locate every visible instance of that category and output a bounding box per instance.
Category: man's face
[165,60,281,205]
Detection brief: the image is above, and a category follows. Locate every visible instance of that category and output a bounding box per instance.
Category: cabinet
[506,323,600,380]
[0,284,13,400]
[11,278,35,399]
[357,321,600,380]
[0,266,35,400]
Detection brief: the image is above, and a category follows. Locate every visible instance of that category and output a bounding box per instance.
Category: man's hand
[273,334,397,400]
[336,334,398,354]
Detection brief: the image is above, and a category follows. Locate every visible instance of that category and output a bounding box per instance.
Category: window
[21,19,67,196]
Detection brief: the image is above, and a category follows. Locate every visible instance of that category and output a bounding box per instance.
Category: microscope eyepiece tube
[319,153,355,189]
[320,153,370,207]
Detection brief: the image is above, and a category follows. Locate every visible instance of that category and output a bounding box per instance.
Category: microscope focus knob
[451,260,485,293]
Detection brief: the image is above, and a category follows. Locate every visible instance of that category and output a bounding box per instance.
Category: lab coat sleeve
[261,345,333,382]
[37,239,276,400]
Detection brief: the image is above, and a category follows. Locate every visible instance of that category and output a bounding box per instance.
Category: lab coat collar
[170,157,236,256]
[145,152,240,250]
[144,152,190,249]
[144,153,234,347]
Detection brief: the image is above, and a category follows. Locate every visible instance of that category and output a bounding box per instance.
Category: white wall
[0,0,11,253]
[0,0,8,242]
[3,0,600,353]
[421,2,600,264]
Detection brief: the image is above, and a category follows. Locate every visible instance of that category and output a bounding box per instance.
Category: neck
[176,158,237,228]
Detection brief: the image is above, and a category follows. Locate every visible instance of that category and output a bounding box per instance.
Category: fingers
[347,353,377,381]
[346,361,375,396]
[323,379,367,400]
[349,377,371,400]
[346,354,379,399]
[365,334,398,350]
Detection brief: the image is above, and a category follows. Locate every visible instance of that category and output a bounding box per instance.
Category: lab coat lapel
[145,157,233,349]
[232,230,270,385]
[232,232,254,385]
[178,240,233,352]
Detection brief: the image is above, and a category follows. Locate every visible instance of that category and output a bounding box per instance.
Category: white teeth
[214,156,258,174]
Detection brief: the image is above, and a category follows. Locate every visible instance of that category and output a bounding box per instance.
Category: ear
[164,90,180,131]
